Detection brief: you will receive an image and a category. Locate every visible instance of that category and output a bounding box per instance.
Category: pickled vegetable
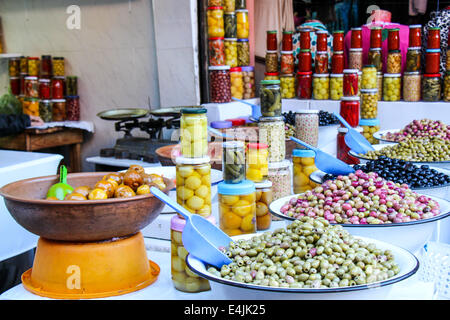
[180,108,208,158]
[386,50,402,74]
[236,9,249,39]
[361,65,377,89]
[208,37,225,66]
[259,80,281,117]
[383,74,401,101]
[444,73,450,102]
[292,149,318,194]
[255,181,273,230]
[246,143,269,183]
[403,72,421,102]
[406,47,421,72]
[207,7,225,38]
[230,67,244,99]
[360,118,380,144]
[242,66,255,99]
[265,51,278,73]
[313,73,329,100]
[280,74,295,98]
[222,141,245,183]
[237,39,250,66]
[39,100,52,122]
[422,75,441,102]
[329,74,343,100]
[224,38,238,67]
[360,89,378,119]
[258,117,286,163]
[224,12,236,38]
[368,49,382,71]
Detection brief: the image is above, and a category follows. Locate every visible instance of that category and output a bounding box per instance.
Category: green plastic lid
[283,30,294,34]
[292,149,316,158]
[218,180,255,196]
[267,30,277,34]
[260,80,280,85]
[388,28,400,32]
[359,118,380,126]
[181,107,207,114]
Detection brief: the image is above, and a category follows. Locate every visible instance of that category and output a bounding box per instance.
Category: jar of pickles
[66,76,78,96]
[258,116,286,163]
[406,47,421,72]
[180,108,208,158]
[312,73,329,100]
[230,67,244,99]
[343,69,359,96]
[425,49,440,74]
[280,51,294,74]
[402,71,421,102]
[236,9,249,39]
[246,143,269,183]
[376,72,383,101]
[171,215,211,293]
[361,65,377,89]
[8,58,19,77]
[383,73,401,101]
[51,99,66,121]
[19,56,28,74]
[265,50,278,73]
[264,72,279,81]
[27,57,40,76]
[22,98,40,117]
[387,50,402,74]
[9,77,20,95]
[422,74,441,102]
[368,48,382,72]
[331,51,344,74]
[360,89,378,119]
[208,37,225,66]
[218,180,256,236]
[254,181,273,230]
[259,80,281,117]
[444,72,450,102]
[175,156,211,217]
[292,149,318,194]
[24,76,39,98]
[40,55,52,78]
[19,74,26,96]
[296,71,312,99]
[224,12,236,38]
[235,0,246,10]
[209,65,231,103]
[241,66,255,99]
[39,100,52,122]
[348,48,363,71]
[237,38,250,66]
[66,95,80,121]
[39,79,51,99]
[224,38,238,67]
[207,6,225,38]
[337,127,361,165]
[329,73,343,100]
[314,51,328,74]
[280,74,296,98]
[52,57,65,76]
[298,49,312,72]
[267,160,292,203]
[340,96,360,127]
[295,110,319,148]
[223,0,235,12]
[222,141,245,184]
[359,118,380,144]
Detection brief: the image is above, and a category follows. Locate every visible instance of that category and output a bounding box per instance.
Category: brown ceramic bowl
[0,172,174,242]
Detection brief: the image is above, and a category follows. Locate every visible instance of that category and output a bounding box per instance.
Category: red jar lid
[207,6,223,10]
[226,118,246,126]
[297,71,313,75]
[209,37,224,40]
[265,72,279,76]
[230,67,242,72]
[423,73,441,77]
[28,57,39,60]
[247,143,268,150]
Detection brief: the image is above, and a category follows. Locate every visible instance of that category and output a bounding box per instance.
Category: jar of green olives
[280,74,296,98]
[312,73,330,100]
[259,80,281,117]
[359,118,380,144]
[422,74,441,102]
[360,88,378,119]
[444,72,450,102]
[383,73,401,101]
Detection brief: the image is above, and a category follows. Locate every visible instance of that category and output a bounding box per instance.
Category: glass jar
[282,31,293,51]
[207,6,225,38]
[444,72,450,102]
[209,65,231,103]
[340,96,360,127]
[8,58,19,77]
[235,0,246,10]
[51,76,65,99]
[175,156,211,217]
[22,98,40,117]
[422,74,441,102]
[376,72,383,101]
[296,71,312,99]
[180,108,208,158]
[280,74,296,98]
[333,30,344,51]
[351,27,362,49]
[246,143,269,183]
[267,160,292,202]
[298,49,312,72]
[314,51,328,74]
[402,71,421,102]
[331,51,344,74]
[218,180,256,236]
[361,65,377,89]
[409,24,422,47]
[208,37,225,66]
[241,66,255,99]
[9,77,20,95]
[19,74,26,96]
[300,29,311,49]
[208,0,223,7]
[425,49,440,74]
[370,27,382,49]
[447,48,450,72]
[259,80,281,117]
[237,38,250,66]
[295,110,319,148]
[292,149,318,194]
[19,56,28,74]
[223,0,235,12]
[343,69,359,96]
[66,76,78,96]
[264,72,279,81]
[52,57,65,76]
[337,127,361,165]
[368,48,382,72]
[329,73,343,100]
[258,116,286,163]
[38,79,51,99]
[224,38,238,67]
[266,30,277,51]
[406,47,421,72]
[39,100,52,122]
[27,57,40,76]
[40,55,52,78]
[230,67,244,99]
[51,99,66,121]
[222,141,245,184]
[255,181,273,230]
[236,9,249,39]
[224,12,236,38]
[24,76,39,98]
[66,96,80,121]
[280,51,294,74]
[360,89,378,119]
[359,118,380,145]
[312,73,329,100]
[316,30,328,52]
[388,28,400,51]
[386,50,402,74]
[348,48,363,71]
[383,73,401,101]
[357,71,362,96]
[265,50,278,73]
[427,27,440,49]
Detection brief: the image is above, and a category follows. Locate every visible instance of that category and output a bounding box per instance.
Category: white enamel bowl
[372,129,401,144]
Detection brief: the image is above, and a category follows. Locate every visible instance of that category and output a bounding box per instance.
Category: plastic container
[208,37,225,66]
[280,51,295,74]
[52,57,65,76]
[339,96,360,127]
[359,118,380,145]
[388,28,400,51]
[361,65,377,89]
[383,73,401,101]
[422,74,441,102]
[348,48,363,71]
[370,26,382,49]
[406,47,421,72]
[350,27,362,48]
[316,30,328,52]
[360,88,378,119]
[409,24,422,47]
[298,49,312,72]
[280,73,296,98]
[267,30,277,51]
[246,143,269,183]
[38,79,51,99]
[387,50,402,74]
[282,31,293,51]
[265,50,278,73]
[259,80,281,117]
[264,72,279,81]
[171,215,211,293]
[292,149,319,194]
[8,57,19,77]
[24,76,39,98]
[241,66,255,99]
[224,38,238,67]
[300,29,311,49]
[427,27,440,49]
[22,98,40,117]
[39,100,52,122]
[207,6,225,38]
[230,67,244,99]
[295,110,319,148]
[51,76,65,99]
[329,73,343,100]
[331,51,344,74]
[258,116,286,163]
[312,73,329,100]
[180,108,208,158]
[51,99,66,121]
[343,69,359,96]
[222,141,245,184]
[333,30,344,51]
[27,57,40,76]
[368,48,382,71]
[402,71,421,102]
[296,71,312,99]
[66,76,78,96]
[337,127,361,165]
[224,12,236,38]
[444,72,450,102]
[267,160,292,202]
[314,51,328,74]
[425,49,440,74]
[236,9,249,39]
[237,38,250,66]
[218,180,256,236]
[254,180,273,230]
[209,65,231,103]
[66,96,80,121]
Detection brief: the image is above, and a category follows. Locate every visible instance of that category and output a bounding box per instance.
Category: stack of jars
[348,27,363,71]
[422,27,442,102]
[296,29,313,99]
[383,28,402,102]
[330,30,344,100]
[312,30,330,100]
[403,24,422,102]
[280,31,296,99]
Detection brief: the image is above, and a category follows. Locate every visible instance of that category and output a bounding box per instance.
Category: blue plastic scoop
[290,136,355,175]
[150,187,233,268]
[333,112,375,154]
[231,97,261,120]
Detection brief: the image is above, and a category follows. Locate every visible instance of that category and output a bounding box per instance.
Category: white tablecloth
[28,121,95,133]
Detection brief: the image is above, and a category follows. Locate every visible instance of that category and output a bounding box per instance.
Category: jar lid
[351,27,362,31]
[330,73,343,77]
[349,48,363,52]
[268,160,291,169]
[222,141,244,149]
[409,24,422,28]
[39,78,50,82]
[171,214,216,232]
[266,50,278,54]
[360,88,378,93]
[209,65,230,71]
[363,64,376,69]
[207,6,223,10]
[225,118,245,126]
[403,71,421,75]
[297,71,313,75]
[343,69,359,73]
[377,72,383,76]
[28,57,39,60]
[66,95,80,99]
[383,73,401,77]
[224,38,238,41]
[388,49,401,53]
[299,49,311,52]
[280,50,293,54]
[341,96,360,101]
[296,109,319,114]
[264,72,279,76]
[53,76,66,79]
[224,11,235,15]
[426,48,440,53]
[24,97,39,101]
[280,73,294,77]
[247,143,268,150]
[210,120,232,129]
[181,107,207,114]
[51,99,66,102]
[66,75,77,79]
[235,9,248,12]
[292,149,316,158]
[41,55,51,59]
[388,28,400,32]
[313,73,329,77]
[316,30,328,34]
[333,51,344,54]
[423,73,441,77]
[334,30,344,34]
[428,27,440,30]
[240,66,254,72]
[338,126,363,133]
[218,180,255,196]
[40,100,51,103]
[267,30,277,34]
[175,156,211,165]
[408,46,421,50]
[316,51,328,54]
[370,26,382,30]
[258,116,284,122]
[369,47,382,51]
[24,76,38,80]
[283,30,294,34]
[260,79,280,85]
[237,38,249,42]
[53,57,64,60]
[230,67,242,72]
[359,118,380,126]
[254,180,273,189]
[9,76,19,79]
[209,37,225,40]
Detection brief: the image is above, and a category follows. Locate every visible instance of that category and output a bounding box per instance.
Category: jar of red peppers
[343,69,359,96]
[209,65,231,103]
[333,30,344,51]
[331,51,344,74]
[370,27,382,49]
[387,28,400,51]
[51,76,65,99]
[337,126,361,165]
[409,24,422,47]
[351,27,362,49]
[24,76,39,98]
[425,49,440,74]
[280,51,294,74]
[298,49,312,72]
[296,71,312,99]
[66,96,80,121]
[299,29,311,49]
[9,77,20,95]
[316,30,328,52]
[282,31,293,51]
[39,78,51,99]
[314,51,328,74]
[348,48,363,70]
[339,96,360,128]
[208,37,225,66]
[427,27,440,49]
[267,30,277,51]
[40,55,52,78]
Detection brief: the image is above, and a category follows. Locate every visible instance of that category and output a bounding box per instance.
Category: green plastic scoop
[46,165,73,200]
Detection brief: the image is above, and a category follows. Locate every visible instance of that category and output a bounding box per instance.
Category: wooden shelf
[0,53,22,59]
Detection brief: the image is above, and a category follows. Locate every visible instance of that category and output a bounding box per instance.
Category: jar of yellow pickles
[383,73,401,101]
[254,181,273,230]
[171,215,211,293]
[180,108,208,158]
[230,67,244,99]
[52,57,65,76]
[292,149,319,194]
[207,6,225,38]
[27,57,40,76]
[264,72,279,81]
[359,118,380,144]
[224,38,238,67]
[175,156,212,218]
[376,72,383,100]
[329,73,343,100]
[218,180,256,237]
[236,9,249,39]
[280,74,296,98]
[361,65,377,89]
[313,73,330,100]
[22,98,40,117]
[360,88,378,119]
[246,143,269,183]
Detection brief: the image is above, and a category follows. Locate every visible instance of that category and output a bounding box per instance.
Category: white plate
[373,129,401,143]
[186,234,419,300]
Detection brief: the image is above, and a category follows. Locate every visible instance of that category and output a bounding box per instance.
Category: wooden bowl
[0,172,174,242]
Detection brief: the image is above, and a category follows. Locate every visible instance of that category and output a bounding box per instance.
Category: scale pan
[96,108,149,121]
